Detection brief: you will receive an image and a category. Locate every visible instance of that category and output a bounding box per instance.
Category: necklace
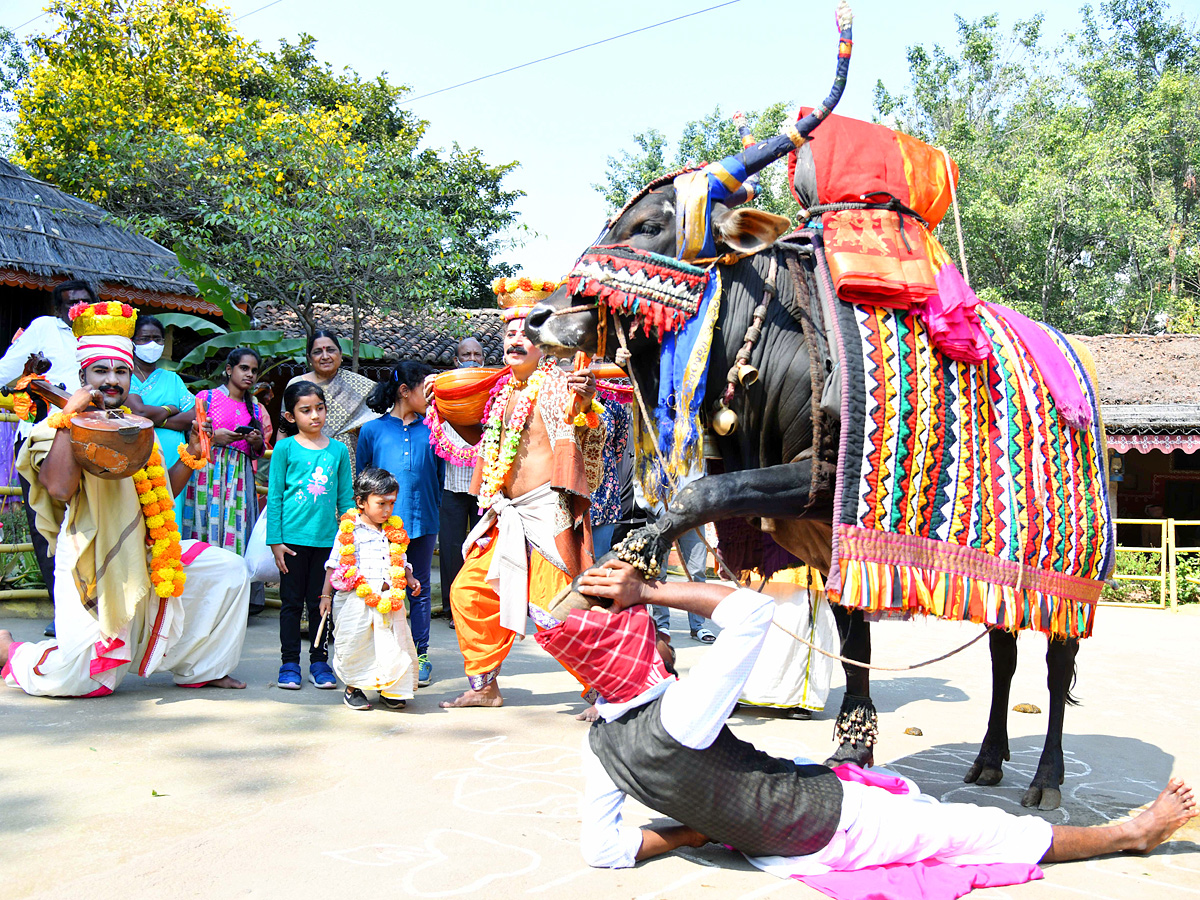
[476,358,555,509]
[132,446,185,598]
[330,510,411,616]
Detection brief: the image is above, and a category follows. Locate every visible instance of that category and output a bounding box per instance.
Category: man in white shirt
[434,337,484,629]
[0,280,93,638]
[541,561,1196,879]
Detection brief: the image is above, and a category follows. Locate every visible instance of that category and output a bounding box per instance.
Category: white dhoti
[749,772,1053,877]
[330,591,418,698]
[740,582,838,712]
[3,539,250,697]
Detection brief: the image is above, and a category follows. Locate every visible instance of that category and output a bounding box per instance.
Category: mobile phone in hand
[234,424,257,435]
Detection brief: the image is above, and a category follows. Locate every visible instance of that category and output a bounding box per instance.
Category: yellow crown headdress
[493,276,562,322]
[70,301,138,368]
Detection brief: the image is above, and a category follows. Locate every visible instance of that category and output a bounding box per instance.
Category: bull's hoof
[1022,784,1062,810]
[824,741,874,769]
[964,761,1004,786]
[826,693,878,768]
[613,527,668,579]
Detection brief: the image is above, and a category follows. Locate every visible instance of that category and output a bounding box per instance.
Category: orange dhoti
[450,525,588,691]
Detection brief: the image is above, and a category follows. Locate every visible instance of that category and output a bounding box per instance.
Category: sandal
[690,628,716,644]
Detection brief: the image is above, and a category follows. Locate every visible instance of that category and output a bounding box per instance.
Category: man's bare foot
[180,675,246,689]
[575,704,600,722]
[1126,778,1197,853]
[440,682,503,708]
[0,629,13,668]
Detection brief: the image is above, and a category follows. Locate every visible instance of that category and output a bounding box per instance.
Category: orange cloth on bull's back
[795,109,959,228]
[823,209,937,307]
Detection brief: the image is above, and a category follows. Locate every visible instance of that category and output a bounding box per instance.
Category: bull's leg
[1021,637,1078,811]
[965,628,1018,788]
[613,461,816,574]
[825,606,876,768]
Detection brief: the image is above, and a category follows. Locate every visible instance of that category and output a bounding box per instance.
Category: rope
[941,147,970,288]
[769,618,990,671]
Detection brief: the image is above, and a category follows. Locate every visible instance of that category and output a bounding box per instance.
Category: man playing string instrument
[437,276,606,709]
[0,303,251,697]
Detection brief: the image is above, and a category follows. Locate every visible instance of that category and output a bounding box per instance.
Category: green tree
[594,103,798,218]
[12,0,521,358]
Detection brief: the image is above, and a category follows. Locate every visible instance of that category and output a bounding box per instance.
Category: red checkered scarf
[535,605,672,703]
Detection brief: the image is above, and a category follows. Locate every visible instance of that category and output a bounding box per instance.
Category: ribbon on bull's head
[673,0,854,261]
[567,244,714,339]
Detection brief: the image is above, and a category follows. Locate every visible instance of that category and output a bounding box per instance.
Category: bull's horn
[701,1,853,198]
[726,111,760,206]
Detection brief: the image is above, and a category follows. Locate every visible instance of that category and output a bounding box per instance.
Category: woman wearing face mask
[126,315,197,522]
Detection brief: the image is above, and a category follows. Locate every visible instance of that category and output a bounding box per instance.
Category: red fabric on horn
[535,605,672,703]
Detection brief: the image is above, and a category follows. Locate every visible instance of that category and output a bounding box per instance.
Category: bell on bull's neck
[711,400,738,436]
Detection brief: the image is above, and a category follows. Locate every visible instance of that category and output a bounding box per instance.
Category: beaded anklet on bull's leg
[826,694,879,768]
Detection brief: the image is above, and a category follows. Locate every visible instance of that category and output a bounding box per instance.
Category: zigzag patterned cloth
[827,300,1115,639]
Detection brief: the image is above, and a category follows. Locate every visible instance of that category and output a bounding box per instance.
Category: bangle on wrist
[319,594,333,600]
[177,443,208,470]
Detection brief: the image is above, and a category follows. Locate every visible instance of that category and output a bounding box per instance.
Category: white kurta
[326,521,418,698]
[3,538,250,697]
[739,582,838,712]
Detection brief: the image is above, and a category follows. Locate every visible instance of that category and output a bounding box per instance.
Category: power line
[237,0,286,20]
[399,0,741,106]
[12,0,282,34]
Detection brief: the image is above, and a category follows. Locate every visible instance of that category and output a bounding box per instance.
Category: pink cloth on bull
[792,763,1044,900]
[988,303,1092,431]
[917,261,991,365]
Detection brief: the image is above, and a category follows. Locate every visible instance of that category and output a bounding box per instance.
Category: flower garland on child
[132,446,185,598]
[476,357,558,509]
[330,510,411,615]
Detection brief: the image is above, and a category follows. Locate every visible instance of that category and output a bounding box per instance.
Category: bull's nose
[525,304,552,331]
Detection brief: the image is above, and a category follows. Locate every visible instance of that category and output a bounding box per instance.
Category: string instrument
[432,362,628,428]
[13,353,155,479]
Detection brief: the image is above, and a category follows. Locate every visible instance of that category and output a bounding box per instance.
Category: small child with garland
[319,467,421,710]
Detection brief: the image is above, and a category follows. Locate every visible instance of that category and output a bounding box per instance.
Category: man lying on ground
[537,560,1195,889]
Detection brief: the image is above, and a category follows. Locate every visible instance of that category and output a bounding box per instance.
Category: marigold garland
[330,509,410,616]
[572,398,603,429]
[492,276,560,296]
[133,446,186,598]
[476,357,556,509]
[176,443,209,470]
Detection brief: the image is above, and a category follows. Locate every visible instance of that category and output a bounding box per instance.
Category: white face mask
[134,341,165,364]
[456,359,483,368]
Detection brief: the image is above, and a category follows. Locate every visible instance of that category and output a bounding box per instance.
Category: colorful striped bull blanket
[826,299,1115,639]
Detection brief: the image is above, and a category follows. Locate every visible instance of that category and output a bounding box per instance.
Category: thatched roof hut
[0,158,221,345]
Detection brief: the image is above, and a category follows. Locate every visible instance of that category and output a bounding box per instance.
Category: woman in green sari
[286,329,377,472]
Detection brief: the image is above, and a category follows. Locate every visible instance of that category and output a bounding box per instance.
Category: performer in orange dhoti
[438,276,606,708]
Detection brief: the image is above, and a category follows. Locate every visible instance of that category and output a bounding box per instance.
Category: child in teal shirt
[268,381,353,690]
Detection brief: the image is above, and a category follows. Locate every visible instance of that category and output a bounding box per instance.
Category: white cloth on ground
[739,583,838,711]
[462,481,566,637]
[4,539,250,695]
[579,588,1053,872]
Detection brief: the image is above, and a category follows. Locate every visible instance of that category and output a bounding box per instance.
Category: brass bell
[711,401,738,436]
[734,361,759,386]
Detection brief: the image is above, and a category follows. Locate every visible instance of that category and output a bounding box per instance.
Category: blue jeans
[592,523,616,560]
[651,527,710,635]
[406,532,436,656]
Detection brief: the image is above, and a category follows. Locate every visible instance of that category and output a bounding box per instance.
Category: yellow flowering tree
[13,0,521,342]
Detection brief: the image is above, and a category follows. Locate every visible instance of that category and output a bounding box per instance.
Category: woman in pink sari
[180,348,267,555]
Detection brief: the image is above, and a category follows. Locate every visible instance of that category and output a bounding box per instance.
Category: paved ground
[2,602,1199,899]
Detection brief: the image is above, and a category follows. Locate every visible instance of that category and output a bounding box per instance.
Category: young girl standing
[320,467,421,710]
[268,381,353,690]
[181,348,266,556]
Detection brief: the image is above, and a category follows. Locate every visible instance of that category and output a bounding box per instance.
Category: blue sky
[8,0,1200,281]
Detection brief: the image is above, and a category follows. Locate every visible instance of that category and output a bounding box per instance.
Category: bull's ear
[711,206,793,255]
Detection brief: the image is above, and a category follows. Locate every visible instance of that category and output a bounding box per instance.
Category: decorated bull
[526,0,1114,811]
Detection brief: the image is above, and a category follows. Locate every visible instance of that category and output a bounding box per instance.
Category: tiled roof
[252,301,507,367]
[1074,334,1200,407]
